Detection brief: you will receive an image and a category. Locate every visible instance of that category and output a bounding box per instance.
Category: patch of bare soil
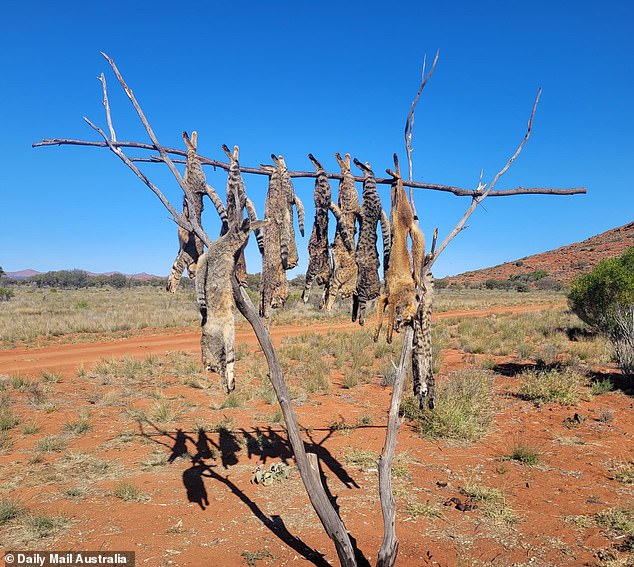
[1,303,632,566]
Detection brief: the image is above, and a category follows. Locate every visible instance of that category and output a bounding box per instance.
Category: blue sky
[1,1,632,278]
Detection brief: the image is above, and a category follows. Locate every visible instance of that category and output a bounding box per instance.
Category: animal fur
[302,154,333,303]
[323,152,359,310]
[196,218,266,393]
[166,131,228,292]
[351,158,390,325]
[373,155,424,344]
[380,209,391,278]
[220,144,264,287]
[259,163,291,321]
[412,271,435,409]
[272,155,305,270]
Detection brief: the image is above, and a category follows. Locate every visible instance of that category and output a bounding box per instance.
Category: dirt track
[0,303,562,377]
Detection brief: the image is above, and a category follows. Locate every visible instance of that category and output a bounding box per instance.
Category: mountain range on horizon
[4,269,164,281]
[4,221,633,286]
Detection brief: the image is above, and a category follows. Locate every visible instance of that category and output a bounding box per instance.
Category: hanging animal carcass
[374,154,424,343]
[323,152,359,310]
[166,131,228,292]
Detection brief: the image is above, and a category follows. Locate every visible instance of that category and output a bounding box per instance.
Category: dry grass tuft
[518,367,585,405]
[402,370,494,442]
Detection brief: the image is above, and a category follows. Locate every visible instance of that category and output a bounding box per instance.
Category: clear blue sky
[1,1,632,278]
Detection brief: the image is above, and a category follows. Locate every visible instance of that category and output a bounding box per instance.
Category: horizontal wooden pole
[33,138,586,197]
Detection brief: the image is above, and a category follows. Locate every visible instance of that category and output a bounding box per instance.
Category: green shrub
[568,247,634,376]
[504,442,541,466]
[0,288,14,301]
[568,247,634,331]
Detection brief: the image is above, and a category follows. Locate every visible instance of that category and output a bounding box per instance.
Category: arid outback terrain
[0,284,632,567]
[445,221,634,288]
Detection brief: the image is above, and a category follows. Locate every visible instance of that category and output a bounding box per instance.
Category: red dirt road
[0,303,561,377]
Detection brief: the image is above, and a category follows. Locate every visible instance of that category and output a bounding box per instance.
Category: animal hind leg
[386,302,395,344]
[373,294,388,342]
[409,224,425,287]
[351,293,360,322]
[221,324,236,394]
[167,249,194,293]
[302,267,316,303]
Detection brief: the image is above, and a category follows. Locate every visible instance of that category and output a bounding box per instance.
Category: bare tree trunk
[376,327,413,567]
[231,277,358,567]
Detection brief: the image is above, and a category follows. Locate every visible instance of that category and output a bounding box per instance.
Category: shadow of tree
[492,361,564,377]
[587,369,633,395]
[136,419,371,565]
[562,326,597,341]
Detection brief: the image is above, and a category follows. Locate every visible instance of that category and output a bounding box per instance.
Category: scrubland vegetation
[0,282,632,564]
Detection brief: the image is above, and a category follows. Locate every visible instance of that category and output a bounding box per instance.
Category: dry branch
[231,278,357,566]
[376,326,414,567]
[431,88,543,264]
[405,50,439,212]
[32,138,585,198]
[98,52,213,249]
[98,73,116,142]
[375,52,439,566]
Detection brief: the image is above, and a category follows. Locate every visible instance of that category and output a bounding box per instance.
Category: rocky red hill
[445,221,634,288]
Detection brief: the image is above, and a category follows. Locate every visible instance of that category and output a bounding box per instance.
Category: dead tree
[35,52,584,567]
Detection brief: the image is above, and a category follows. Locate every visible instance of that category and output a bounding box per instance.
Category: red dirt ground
[1,303,633,566]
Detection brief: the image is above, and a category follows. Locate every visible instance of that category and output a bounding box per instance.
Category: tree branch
[98,73,116,142]
[33,138,585,198]
[376,327,414,567]
[99,52,211,247]
[231,278,358,567]
[405,50,439,214]
[430,88,543,265]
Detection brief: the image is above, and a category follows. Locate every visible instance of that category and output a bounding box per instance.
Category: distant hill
[5,269,41,279]
[5,269,164,281]
[444,221,634,289]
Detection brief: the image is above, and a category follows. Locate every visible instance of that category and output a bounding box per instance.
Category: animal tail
[205,183,229,231]
[194,251,209,325]
[294,194,305,237]
[380,209,391,276]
